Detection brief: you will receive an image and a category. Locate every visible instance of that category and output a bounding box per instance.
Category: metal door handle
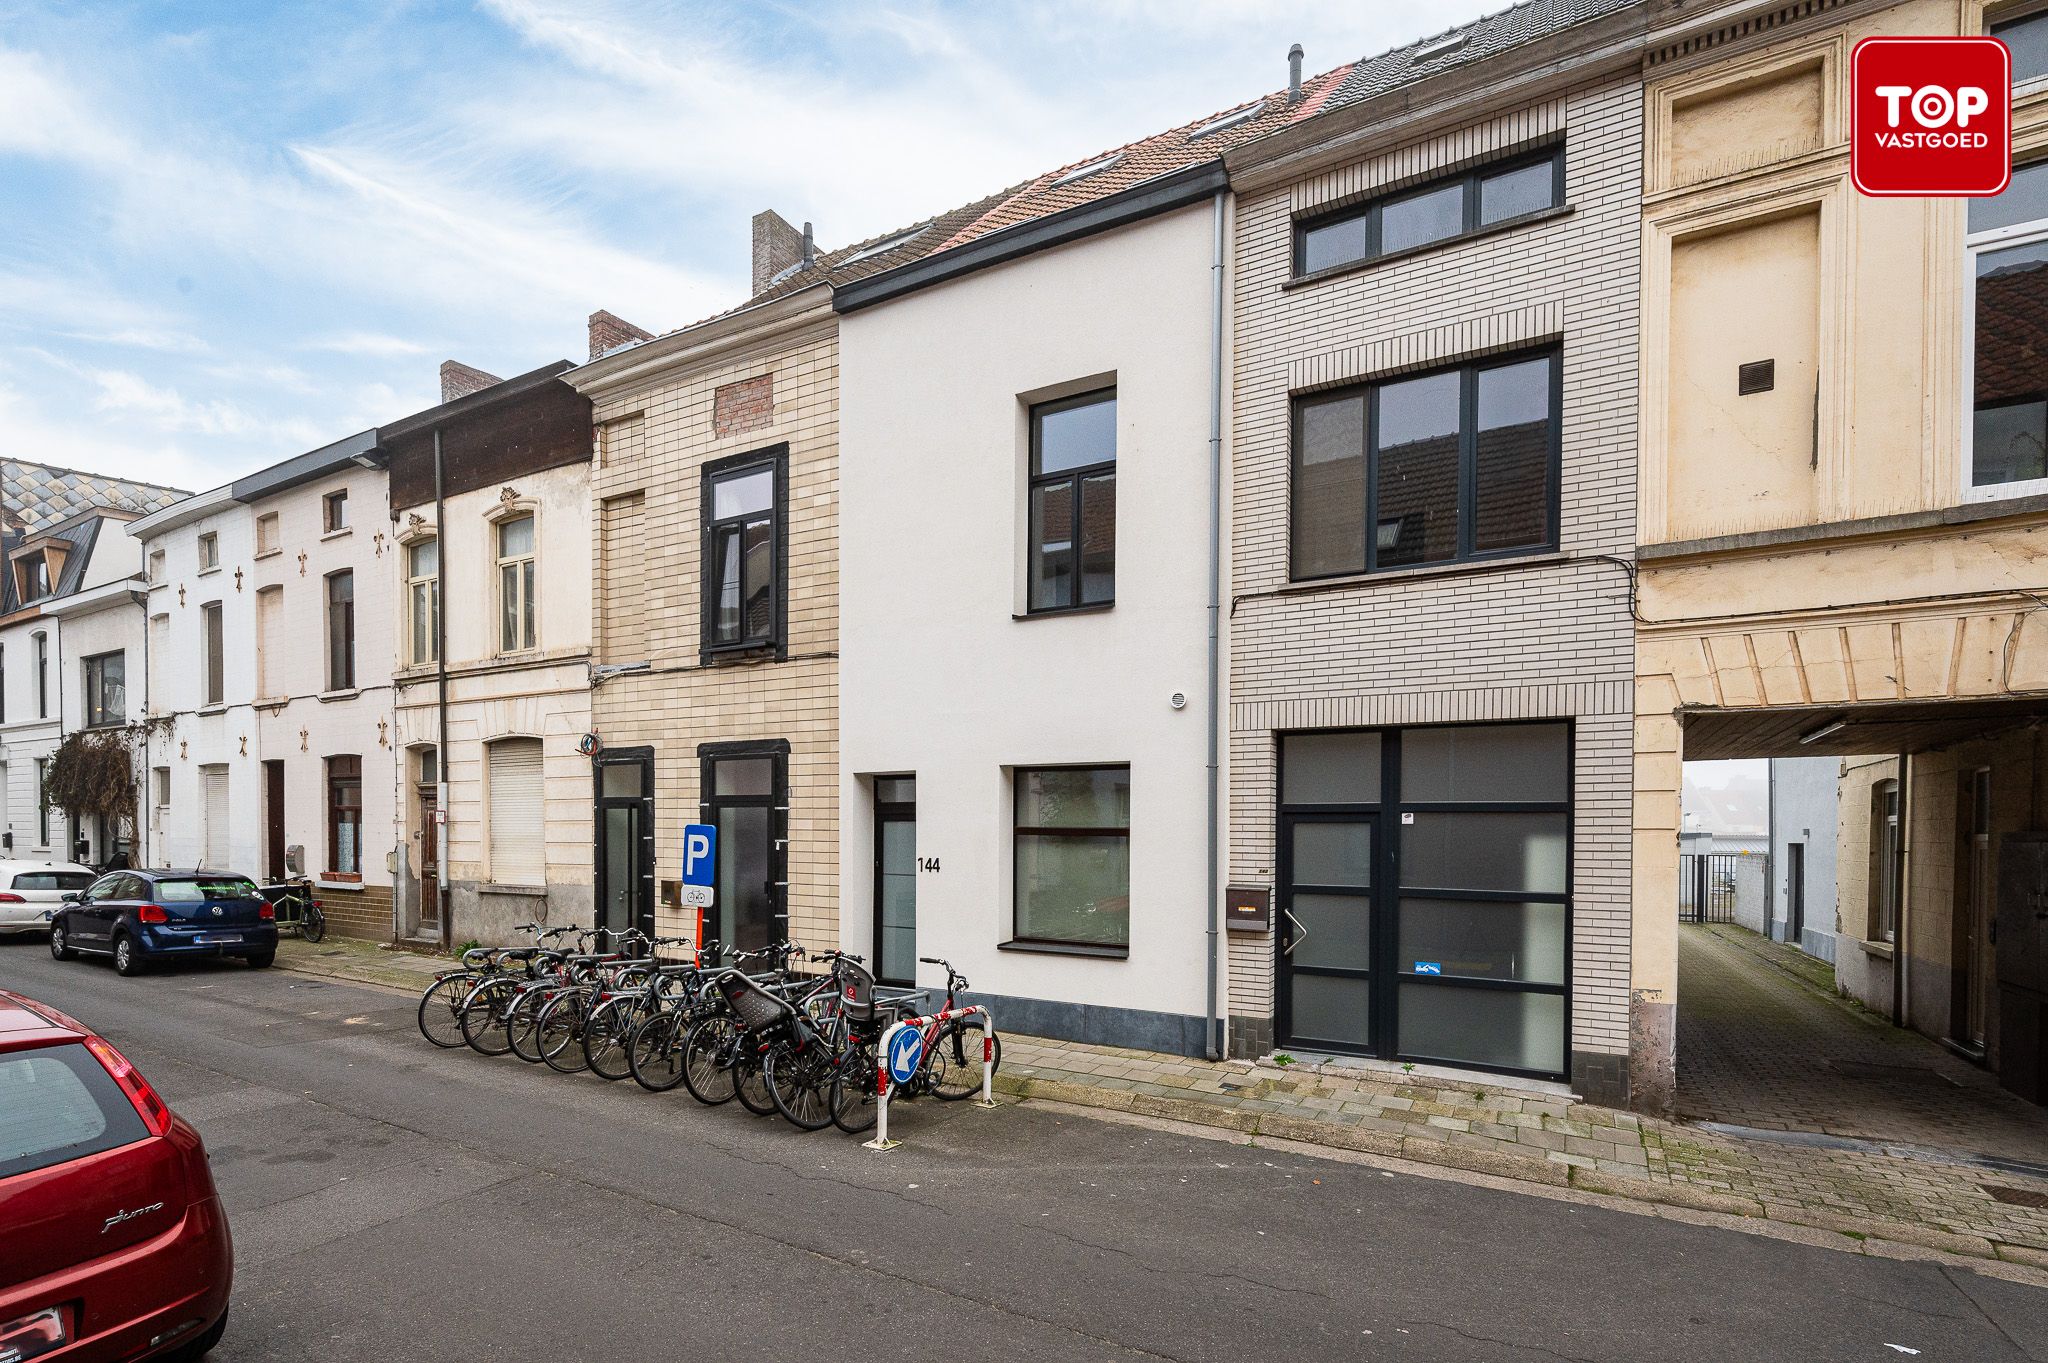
[1283,907,1309,956]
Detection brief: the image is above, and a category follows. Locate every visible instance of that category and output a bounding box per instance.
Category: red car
[0,991,230,1362]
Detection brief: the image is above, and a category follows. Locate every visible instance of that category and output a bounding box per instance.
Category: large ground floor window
[1277,722,1569,1079]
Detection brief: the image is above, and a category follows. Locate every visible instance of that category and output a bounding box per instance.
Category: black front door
[1279,813,1378,1052]
[872,776,917,985]
[700,741,787,954]
[594,748,655,940]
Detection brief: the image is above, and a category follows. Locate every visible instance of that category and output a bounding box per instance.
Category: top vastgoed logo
[1852,36,2012,197]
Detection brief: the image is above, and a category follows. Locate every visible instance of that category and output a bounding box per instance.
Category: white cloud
[301,331,433,358]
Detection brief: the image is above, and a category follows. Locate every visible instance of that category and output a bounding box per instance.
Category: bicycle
[579,937,712,1080]
[415,922,555,1048]
[261,877,326,943]
[829,956,1000,1134]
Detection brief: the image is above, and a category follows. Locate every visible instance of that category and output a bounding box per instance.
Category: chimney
[439,360,502,404]
[751,209,807,293]
[1288,43,1304,102]
[588,309,654,362]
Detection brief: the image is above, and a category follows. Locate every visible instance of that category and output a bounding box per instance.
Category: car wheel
[113,933,146,977]
[245,950,275,969]
[49,919,74,961]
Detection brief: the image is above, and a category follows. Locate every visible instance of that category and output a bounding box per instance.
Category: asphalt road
[7,939,2048,1363]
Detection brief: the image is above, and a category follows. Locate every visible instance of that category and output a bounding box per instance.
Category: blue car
[48,869,278,977]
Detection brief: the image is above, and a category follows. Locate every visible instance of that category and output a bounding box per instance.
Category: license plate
[0,1305,69,1362]
[196,933,241,945]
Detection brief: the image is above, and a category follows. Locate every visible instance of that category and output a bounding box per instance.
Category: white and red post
[863,1005,997,1151]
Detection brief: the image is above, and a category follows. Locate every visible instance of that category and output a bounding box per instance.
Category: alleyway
[1677,923,2048,1163]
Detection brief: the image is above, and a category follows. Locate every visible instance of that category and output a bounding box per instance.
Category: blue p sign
[679,823,717,908]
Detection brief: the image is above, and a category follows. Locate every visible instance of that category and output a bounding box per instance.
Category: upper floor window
[1995,9,2048,83]
[198,532,219,571]
[147,548,165,584]
[256,512,280,555]
[407,539,439,666]
[13,552,49,604]
[323,489,349,533]
[1027,389,1117,613]
[1295,147,1563,276]
[701,450,784,656]
[83,652,124,728]
[33,632,47,718]
[326,570,355,691]
[496,515,536,653]
[1292,350,1558,579]
[200,602,224,706]
[1967,159,2048,496]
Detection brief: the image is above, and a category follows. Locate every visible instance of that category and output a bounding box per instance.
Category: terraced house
[1222,0,1648,1102]
[1630,0,2048,1111]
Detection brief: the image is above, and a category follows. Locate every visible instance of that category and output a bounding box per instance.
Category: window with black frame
[1295,148,1564,275]
[1291,350,1557,579]
[1027,389,1116,612]
[1967,158,2048,495]
[327,755,361,876]
[325,570,355,691]
[702,449,783,655]
[83,651,124,728]
[1011,765,1130,950]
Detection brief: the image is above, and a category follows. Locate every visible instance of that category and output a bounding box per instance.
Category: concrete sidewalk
[277,934,2048,1270]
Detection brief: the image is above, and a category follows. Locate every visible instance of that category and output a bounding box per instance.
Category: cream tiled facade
[571,290,840,953]
[1222,31,1646,1101]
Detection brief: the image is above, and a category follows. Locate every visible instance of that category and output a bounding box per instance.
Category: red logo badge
[1851,36,2011,197]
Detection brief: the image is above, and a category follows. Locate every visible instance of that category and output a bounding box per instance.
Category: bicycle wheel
[417,974,475,1048]
[538,991,592,1074]
[506,987,554,1064]
[302,899,326,943]
[627,1011,690,1093]
[582,996,639,1081]
[734,1042,776,1117]
[830,1038,879,1134]
[679,1015,740,1105]
[458,977,520,1056]
[766,1040,835,1131]
[930,1018,1001,1101]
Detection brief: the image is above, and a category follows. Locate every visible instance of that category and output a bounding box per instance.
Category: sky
[0,1,1507,495]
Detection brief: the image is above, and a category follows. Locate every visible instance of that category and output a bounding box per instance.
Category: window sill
[1281,549,1569,595]
[1012,601,1115,621]
[254,696,288,711]
[317,688,362,703]
[254,547,282,561]
[197,566,222,578]
[146,580,167,592]
[1285,204,1575,291]
[700,642,784,666]
[197,704,227,717]
[481,882,548,898]
[997,939,1129,960]
[320,527,352,542]
[317,874,362,889]
[1859,939,1896,961]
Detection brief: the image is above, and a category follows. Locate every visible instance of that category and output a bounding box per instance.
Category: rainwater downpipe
[1893,750,1911,1029]
[434,429,452,950]
[1204,186,1226,1062]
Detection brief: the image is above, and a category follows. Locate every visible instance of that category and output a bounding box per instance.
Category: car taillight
[137,903,168,924]
[258,901,275,920]
[0,892,23,903]
[84,1036,172,1137]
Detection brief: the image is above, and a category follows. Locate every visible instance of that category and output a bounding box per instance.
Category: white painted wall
[838,204,1219,1032]
[247,463,395,891]
[54,591,146,863]
[0,612,62,859]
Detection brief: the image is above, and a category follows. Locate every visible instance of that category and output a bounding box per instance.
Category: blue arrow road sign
[680,823,717,908]
[887,1026,925,1086]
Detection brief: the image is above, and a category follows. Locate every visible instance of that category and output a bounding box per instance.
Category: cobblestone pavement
[279,934,2048,1267]
[1676,922,2048,1160]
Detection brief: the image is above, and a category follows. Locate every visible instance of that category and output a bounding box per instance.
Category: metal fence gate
[1678,852,1740,924]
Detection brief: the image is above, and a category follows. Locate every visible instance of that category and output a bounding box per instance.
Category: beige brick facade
[1226,74,1642,1101]
[576,292,840,951]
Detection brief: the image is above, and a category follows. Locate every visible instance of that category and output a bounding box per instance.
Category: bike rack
[864,1005,997,1151]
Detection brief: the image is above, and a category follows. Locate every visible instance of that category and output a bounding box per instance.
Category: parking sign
[679,823,717,908]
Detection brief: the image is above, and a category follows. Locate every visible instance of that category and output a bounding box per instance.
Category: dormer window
[13,552,48,603]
